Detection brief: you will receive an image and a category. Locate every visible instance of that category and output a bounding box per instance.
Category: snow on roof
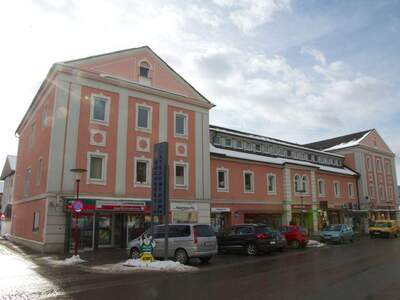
[210,126,343,158]
[7,155,16,170]
[323,131,371,151]
[210,144,357,176]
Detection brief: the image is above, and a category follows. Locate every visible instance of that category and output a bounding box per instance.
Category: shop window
[172,211,198,224]
[174,162,188,189]
[88,153,107,184]
[32,211,40,232]
[348,183,354,198]
[267,173,276,194]
[134,158,151,186]
[333,181,341,197]
[217,168,229,192]
[24,168,32,196]
[318,179,325,196]
[243,171,254,193]
[91,95,110,124]
[174,112,188,137]
[136,104,152,131]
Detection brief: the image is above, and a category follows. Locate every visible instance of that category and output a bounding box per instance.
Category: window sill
[135,126,152,133]
[244,190,254,194]
[134,183,151,188]
[90,119,109,127]
[87,179,106,186]
[217,189,229,193]
[174,133,188,140]
[174,185,188,190]
[267,191,277,195]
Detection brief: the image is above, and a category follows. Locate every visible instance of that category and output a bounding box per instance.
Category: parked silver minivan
[127,224,218,264]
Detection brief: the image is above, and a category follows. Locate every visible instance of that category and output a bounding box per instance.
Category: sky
[0,0,399,184]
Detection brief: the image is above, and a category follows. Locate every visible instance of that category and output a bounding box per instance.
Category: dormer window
[139,61,150,77]
[138,61,152,85]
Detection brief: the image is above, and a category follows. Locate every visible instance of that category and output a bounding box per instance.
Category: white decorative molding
[89,128,106,147]
[176,142,187,157]
[136,136,150,152]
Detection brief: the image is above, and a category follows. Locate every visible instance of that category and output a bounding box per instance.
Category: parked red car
[278,225,308,249]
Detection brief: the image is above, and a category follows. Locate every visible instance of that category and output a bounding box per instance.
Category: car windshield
[373,222,392,228]
[325,225,342,231]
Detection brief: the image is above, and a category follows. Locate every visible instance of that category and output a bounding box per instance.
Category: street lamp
[70,168,87,256]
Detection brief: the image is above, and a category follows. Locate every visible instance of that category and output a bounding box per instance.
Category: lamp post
[70,168,87,256]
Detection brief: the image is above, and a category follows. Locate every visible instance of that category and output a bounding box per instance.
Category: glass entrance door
[70,213,94,251]
[97,214,113,247]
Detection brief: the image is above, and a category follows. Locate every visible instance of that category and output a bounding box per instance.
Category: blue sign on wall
[152,142,169,216]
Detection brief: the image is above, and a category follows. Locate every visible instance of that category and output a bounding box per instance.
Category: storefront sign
[211,207,231,213]
[292,205,312,210]
[65,199,150,213]
[171,203,198,211]
[152,142,169,216]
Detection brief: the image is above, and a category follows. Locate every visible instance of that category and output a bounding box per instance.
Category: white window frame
[213,135,221,145]
[216,168,229,192]
[36,157,43,186]
[235,140,243,149]
[318,179,325,197]
[266,173,276,195]
[174,161,189,189]
[135,103,152,132]
[134,157,152,187]
[333,181,341,198]
[90,94,110,125]
[87,151,108,185]
[348,182,354,198]
[243,170,254,193]
[302,175,309,194]
[294,174,302,193]
[33,211,40,232]
[255,144,262,152]
[174,112,188,138]
[244,142,253,151]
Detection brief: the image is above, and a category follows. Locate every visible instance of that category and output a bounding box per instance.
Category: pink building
[209,126,360,233]
[11,46,213,252]
[306,129,399,223]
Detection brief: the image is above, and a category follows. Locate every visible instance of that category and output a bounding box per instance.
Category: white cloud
[301,46,327,65]
[213,0,291,32]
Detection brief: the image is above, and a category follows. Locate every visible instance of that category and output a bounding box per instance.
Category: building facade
[0,155,16,236]
[10,46,213,253]
[305,130,399,224]
[209,126,360,234]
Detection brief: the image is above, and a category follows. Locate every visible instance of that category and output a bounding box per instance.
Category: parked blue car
[320,224,354,244]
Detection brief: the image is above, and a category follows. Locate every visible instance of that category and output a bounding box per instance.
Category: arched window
[139,61,150,78]
[302,175,308,193]
[294,175,302,192]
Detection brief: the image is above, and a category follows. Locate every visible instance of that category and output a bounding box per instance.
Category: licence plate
[325,236,331,239]
[270,241,276,245]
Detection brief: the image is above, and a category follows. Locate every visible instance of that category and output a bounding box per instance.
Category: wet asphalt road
[1,237,400,300]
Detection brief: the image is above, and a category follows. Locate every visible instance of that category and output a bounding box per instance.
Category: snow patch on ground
[41,255,87,265]
[90,259,197,273]
[307,240,326,248]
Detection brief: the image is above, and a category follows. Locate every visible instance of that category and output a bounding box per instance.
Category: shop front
[291,204,313,230]
[64,199,152,252]
[210,207,231,233]
[170,202,199,224]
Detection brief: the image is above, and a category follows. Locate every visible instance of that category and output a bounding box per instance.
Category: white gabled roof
[210,144,357,176]
[323,131,371,151]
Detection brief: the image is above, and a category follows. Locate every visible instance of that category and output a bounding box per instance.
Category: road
[1,237,400,300]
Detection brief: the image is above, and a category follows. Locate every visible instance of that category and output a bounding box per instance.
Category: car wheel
[246,243,257,256]
[291,240,300,249]
[129,248,140,259]
[199,256,212,264]
[339,237,344,244]
[175,249,189,265]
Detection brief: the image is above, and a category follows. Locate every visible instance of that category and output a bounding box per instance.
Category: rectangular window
[175,113,187,136]
[267,174,276,194]
[33,211,40,232]
[235,140,243,149]
[224,138,232,147]
[244,171,254,193]
[140,66,149,78]
[287,150,292,157]
[348,183,354,198]
[213,135,221,145]
[376,159,382,172]
[136,105,151,130]
[244,142,252,151]
[88,154,107,183]
[333,182,341,197]
[255,144,262,152]
[92,96,107,122]
[24,168,32,196]
[318,180,325,196]
[29,123,35,149]
[175,162,188,188]
[135,158,151,186]
[217,169,229,192]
